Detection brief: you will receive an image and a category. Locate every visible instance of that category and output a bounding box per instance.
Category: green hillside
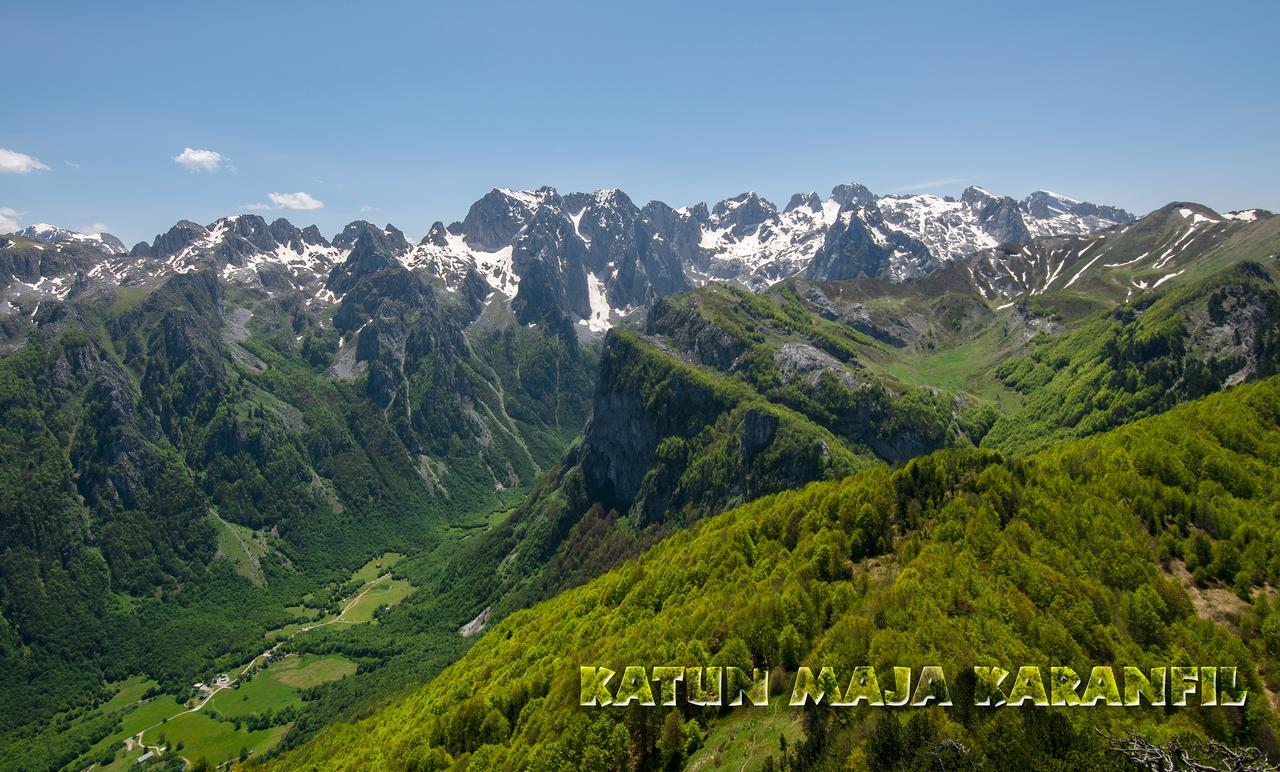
[985,260,1280,453]
[269,374,1280,770]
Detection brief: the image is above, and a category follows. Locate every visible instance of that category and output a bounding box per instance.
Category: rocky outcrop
[645,296,748,371]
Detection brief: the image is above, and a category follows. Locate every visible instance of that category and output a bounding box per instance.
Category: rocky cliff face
[576,331,738,510]
[806,204,935,281]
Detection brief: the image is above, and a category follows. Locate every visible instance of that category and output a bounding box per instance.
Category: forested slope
[269,375,1280,770]
[0,262,598,757]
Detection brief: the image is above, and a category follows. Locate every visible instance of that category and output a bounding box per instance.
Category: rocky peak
[576,189,642,255]
[807,205,933,282]
[1019,190,1080,218]
[149,220,209,258]
[589,188,635,212]
[216,214,277,253]
[16,224,128,255]
[960,186,1000,206]
[421,221,450,248]
[300,224,329,247]
[383,224,409,249]
[962,187,1030,245]
[331,221,409,254]
[511,207,588,272]
[327,225,410,294]
[1020,190,1133,224]
[267,218,307,251]
[458,188,540,251]
[785,192,823,213]
[509,208,591,325]
[642,200,706,269]
[710,192,778,238]
[686,202,710,224]
[566,188,630,214]
[830,182,876,209]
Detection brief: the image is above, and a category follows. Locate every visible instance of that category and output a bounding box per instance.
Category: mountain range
[3,183,1145,339]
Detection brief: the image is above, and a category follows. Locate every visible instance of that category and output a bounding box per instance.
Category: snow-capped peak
[17,223,128,254]
[1037,189,1080,203]
[496,187,551,210]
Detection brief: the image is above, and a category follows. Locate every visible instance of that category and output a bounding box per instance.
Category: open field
[351,551,405,583]
[208,654,356,719]
[141,711,288,766]
[339,578,414,623]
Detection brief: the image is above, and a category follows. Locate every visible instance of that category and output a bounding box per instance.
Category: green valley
[10,547,419,770]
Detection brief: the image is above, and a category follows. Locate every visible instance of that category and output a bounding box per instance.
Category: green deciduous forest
[269,374,1280,770]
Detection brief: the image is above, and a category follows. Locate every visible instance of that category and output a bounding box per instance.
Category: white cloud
[0,207,22,232]
[0,149,50,174]
[359,204,380,213]
[268,191,324,210]
[64,160,81,170]
[173,147,233,173]
[79,222,111,235]
[243,191,325,211]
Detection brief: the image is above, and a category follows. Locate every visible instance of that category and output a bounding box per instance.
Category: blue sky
[2,0,1276,244]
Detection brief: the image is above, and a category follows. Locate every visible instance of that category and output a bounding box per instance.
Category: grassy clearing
[685,697,804,772]
[340,578,414,623]
[37,677,159,769]
[64,693,184,770]
[274,654,358,689]
[97,743,148,770]
[105,285,153,315]
[208,655,355,718]
[351,551,404,583]
[263,607,330,640]
[53,553,411,768]
[876,320,1024,408]
[141,711,287,766]
[97,676,154,714]
[117,695,186,738]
